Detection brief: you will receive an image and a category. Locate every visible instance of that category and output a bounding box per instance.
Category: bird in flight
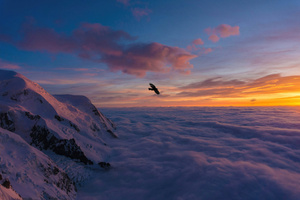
[148,83,160,95]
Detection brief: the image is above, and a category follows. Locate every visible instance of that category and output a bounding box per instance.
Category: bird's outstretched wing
[148,83,160,95]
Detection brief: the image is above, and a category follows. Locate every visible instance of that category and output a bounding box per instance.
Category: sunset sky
[1,0,300,107]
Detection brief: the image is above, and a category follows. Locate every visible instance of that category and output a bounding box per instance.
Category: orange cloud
[206,24,240,42]
[208,34,219,43]
[41,73,300,108]
[216,24,240,38]
[176,74,300,106]
[187,38,212,55]
[204,48,212,54]
[192,38,204,45]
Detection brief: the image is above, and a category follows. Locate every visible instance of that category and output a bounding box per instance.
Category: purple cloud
[18,26,75,53]
[5,22,196,77]
[101,42,196,77]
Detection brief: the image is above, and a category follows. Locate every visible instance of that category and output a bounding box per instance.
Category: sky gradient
[1,0,300,107]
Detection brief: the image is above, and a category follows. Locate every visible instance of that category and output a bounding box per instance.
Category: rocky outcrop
[54,115,80,132]
[98,162,111,170]
[31,125,93,165]
[39,163,77,194]
[0,112,15,132]
[25,111,41,120]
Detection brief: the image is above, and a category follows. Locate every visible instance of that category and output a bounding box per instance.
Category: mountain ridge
[0,69,117,199]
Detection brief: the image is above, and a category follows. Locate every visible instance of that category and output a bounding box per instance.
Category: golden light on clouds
[155,74,300,107]
[37,72,300,107]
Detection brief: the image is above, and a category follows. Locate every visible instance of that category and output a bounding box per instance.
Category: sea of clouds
[77,107,300,200]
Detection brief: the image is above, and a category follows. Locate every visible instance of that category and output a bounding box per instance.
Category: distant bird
[148,83,160,95]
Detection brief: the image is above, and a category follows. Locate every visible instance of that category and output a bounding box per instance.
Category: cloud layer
[6,22,196,77]
[77,107,300,200]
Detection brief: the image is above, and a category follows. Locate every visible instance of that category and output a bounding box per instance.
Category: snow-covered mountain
[0,69,117,199]
[0,127,76,200]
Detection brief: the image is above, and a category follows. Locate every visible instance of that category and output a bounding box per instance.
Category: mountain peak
[0,69,18,81]
[0,70,116,199]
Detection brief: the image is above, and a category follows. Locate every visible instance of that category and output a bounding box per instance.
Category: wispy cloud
[206,24,240,43]
[116,0,152,20]
[208,34,220,43]
[177,74,300,101]
[131,7,152,20]
[0,60,22,70]
[36,72,300,107]
[2,22,196,77]
[192,38,204,45]
[187,38,213,55]
[181,77,245,89]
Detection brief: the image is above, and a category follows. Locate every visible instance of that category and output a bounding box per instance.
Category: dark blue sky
[1,0,300,107]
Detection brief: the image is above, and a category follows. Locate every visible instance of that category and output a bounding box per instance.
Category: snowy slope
[0,69,118,199]
[0,69,116,166]
[0,185,22,200]
[54,94,117,138]
[0,127,76,200]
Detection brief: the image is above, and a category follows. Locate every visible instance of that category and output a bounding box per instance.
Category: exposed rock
[55,115,80,132]
[90,122,100,132]
[98,162,111,169]
[107,130,118,138]
[0,127,77,200]
[25,112,41,120]
[0,112,15,132]
[69,122,80,132]
[39,163,76,194]
[54,114,64,122]
[30,125,93,165]
[2,178,11,189]
[10,90,29,102]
